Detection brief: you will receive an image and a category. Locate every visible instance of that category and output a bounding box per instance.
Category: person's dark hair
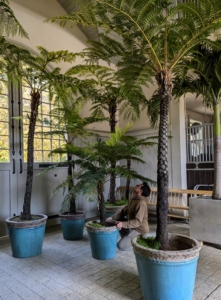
[141,182,151,197]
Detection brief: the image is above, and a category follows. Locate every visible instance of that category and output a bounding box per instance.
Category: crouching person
[106,182,151,251]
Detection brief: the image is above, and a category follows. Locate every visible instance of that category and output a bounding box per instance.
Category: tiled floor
[0,217,221,300]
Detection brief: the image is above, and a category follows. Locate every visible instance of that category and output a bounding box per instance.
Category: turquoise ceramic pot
[59,211,85,240]
[86,221,119,260]
[131,234,202,300]
[6,214,48,258]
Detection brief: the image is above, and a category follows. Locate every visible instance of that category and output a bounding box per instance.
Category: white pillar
[169,96,187,189]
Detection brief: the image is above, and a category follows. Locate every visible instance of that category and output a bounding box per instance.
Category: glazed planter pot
[5,214,48,258]
[59,211,85,240]
[131,234,202,300]
[86,221,119,260]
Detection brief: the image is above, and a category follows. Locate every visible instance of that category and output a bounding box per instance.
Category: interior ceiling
[57,0,214,118]
[57,0,100,41]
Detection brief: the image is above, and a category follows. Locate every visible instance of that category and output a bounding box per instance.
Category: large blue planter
[59,211,85,240]
[132,234,202,300]
[86,221,119,260]
[6,214,48,258]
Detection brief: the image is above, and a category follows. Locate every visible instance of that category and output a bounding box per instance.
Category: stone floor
[0,217,221,300]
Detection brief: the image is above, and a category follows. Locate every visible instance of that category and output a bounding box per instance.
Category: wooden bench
[115,186,212,220]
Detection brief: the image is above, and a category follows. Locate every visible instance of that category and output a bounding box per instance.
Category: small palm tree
[55,124,155,225]
[41,101,107,214]
[173,43,221,200]
[49,0,221,249]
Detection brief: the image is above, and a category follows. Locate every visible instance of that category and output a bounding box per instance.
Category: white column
[169,96,187,189]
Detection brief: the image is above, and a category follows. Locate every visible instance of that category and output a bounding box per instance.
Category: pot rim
[131,233,202,262]
[6,214,48,228]
[59,211,86,220]
[85,221,119,233]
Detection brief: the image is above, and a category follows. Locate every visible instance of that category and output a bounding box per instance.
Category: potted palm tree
[40,101,106,240]
[5,46,81,258]
[65,124,155,260]
[50,0,221,298]
[66,63,145,204]
[173,43,221,245]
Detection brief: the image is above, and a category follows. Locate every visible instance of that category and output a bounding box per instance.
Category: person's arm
[107,205,128,221]
[121,201,146,229]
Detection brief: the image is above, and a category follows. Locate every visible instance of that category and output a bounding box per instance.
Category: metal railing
[186,123,214,163]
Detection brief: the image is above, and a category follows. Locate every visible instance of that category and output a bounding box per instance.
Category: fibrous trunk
[22,90,41,220]
[155,71,172,250]
[68,152,76,213]
[125,158,131,200]
[212,102,221,200]
[97,180,106,225]
[109,103,117,204]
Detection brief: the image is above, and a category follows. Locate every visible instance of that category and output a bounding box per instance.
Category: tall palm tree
[66,63,145,203]
[10,46,85,220]
[50,0,221,249]
[173,43,221,200]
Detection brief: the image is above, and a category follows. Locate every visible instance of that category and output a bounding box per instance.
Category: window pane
[0,150,9,162]
[52,139,59,149]
[23,99,31,113]
[41,102,51,115]
[22,86,31,99]
[41,91,49,103]
[34,151,43,162]
[0,122,9,136]
[43,151,51,162]
[43,139,51,150]
[34,138,42,149]
[0,108,8,122]
[0,135,9,149]
[0,95,8,108]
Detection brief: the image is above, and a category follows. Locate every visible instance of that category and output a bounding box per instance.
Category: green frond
[0,0,28,38]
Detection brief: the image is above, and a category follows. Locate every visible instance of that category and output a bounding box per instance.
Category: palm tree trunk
[109,103,117,204]
[155,71,172,250]
[22,90,41,220]
[212,102,221,199]
[125,158,131,200]
[68,153,76,213]
[97,180,106,225]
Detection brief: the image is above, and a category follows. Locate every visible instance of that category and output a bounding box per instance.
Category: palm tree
[173,43,221,200]
[40,101,107,214]
[65,124,155,225]
[49,0,221,249]
[10,46,84,220]
[66,63,144,204]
